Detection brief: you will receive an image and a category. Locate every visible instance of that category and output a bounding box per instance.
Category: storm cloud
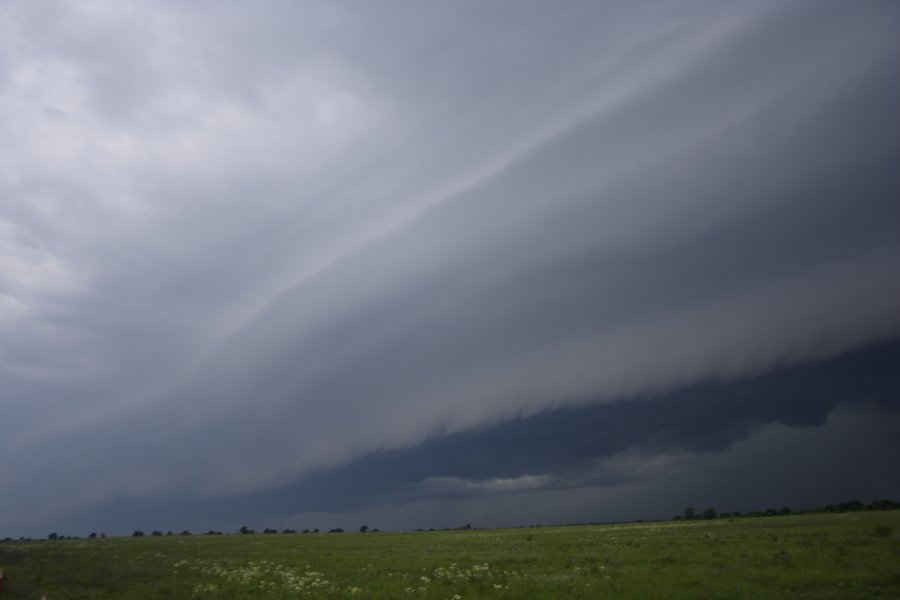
[60,338,900,534]
[1,0,899,536]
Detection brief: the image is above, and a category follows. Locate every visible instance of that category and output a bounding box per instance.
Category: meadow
[1,511,898,599]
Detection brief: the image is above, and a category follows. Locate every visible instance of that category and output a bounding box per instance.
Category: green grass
[2,511,898,599]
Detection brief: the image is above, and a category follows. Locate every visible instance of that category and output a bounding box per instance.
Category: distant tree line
[414,523,473,532]
[119,525,365,538]
[673,498,899,521]
[0,526,359,542]
[4,498,897,542]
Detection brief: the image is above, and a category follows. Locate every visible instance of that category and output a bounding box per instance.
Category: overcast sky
[2,0,899,538]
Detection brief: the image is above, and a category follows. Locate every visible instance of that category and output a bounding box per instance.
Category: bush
[872,525,894,538]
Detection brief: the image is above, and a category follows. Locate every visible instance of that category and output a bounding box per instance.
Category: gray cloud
[25,332,900,537]
[1,0,899,535]
[73,399,899,536]
[315,399,900,532]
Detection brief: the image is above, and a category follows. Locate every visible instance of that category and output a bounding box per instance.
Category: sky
[1,0,899,538]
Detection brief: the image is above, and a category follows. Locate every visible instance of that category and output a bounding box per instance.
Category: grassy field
[1,511,898,599]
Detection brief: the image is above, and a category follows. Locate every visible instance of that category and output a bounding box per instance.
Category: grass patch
[1,511,898,598]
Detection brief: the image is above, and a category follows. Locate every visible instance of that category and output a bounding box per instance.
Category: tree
[868,498,898,511]
[359,525,368,533]
[703,508,717,520]
[132,530,145,537]
[89,532,97,539]
[684,507,696,520]
[48,532,58,540]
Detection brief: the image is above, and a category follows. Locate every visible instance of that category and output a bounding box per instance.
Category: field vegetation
[1,511,898,599]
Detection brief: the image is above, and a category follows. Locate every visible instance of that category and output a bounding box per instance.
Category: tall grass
[1,511,898,599]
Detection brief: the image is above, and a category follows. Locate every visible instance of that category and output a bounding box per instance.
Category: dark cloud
[228,338,900,507]
[63,338,900,534]
[1,0,899,536]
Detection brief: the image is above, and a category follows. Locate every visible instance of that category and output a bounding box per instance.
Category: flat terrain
[1,511,898,599]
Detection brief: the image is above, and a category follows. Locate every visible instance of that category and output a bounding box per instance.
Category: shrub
[872,525,894,538]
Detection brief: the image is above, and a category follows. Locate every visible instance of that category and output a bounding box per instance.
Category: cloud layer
[1,0,899,535]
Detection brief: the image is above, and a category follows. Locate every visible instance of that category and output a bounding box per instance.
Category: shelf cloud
[1,0,898,536]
